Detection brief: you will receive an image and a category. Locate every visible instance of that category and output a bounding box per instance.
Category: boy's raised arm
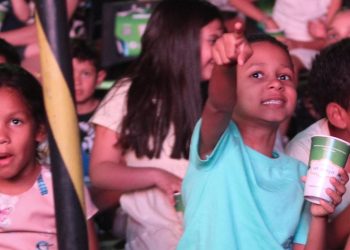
[199,23,252,158]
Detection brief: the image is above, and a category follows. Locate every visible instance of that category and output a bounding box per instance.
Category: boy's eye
[278,74,291,81]
[251,72,263,78]
[82,71,93,77]
[10,118,23,126]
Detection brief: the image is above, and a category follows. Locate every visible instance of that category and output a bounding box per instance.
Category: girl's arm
[229,0,279,30]
[0,24,36,46]
[0,0,79,46]
[199,23,252,158]
[87,219,100,250]
[89,187,122,211]
[326,0,342,23]
[89,125,182,205]
[327,204,350,248]
[283,38,326,51]
[10,0,31,22]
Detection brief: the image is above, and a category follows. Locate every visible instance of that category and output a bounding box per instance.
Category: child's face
[327,11,350,45]
[234,41,296,126]
[0,87,43,181]
[73,58,101,104]
[200,19,224,81]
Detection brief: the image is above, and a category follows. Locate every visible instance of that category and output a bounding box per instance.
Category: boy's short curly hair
[308,38,350,117]
[247,33,293,66]
[70,38,101,70]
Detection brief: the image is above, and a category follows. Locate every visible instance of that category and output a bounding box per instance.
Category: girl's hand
[309,168,349,217]
[212,22,253,66]
[153,169,182,206]
[282,38,300,50]
[262,16,279,31]
[308,18,327,39]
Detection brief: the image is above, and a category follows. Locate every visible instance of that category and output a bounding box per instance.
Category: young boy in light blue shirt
[177,23,348,250]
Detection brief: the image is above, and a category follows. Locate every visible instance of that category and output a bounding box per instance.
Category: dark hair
[118,0,223,159]
[70,38,101,70]
[0,64,46,126]
[307,38,350,117]
[0,38,20,65]
[247,33,292,64]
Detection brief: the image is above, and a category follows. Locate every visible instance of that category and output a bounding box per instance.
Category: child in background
[229,0,341,74]
[325,9,350,45]
[0,0,80,80]
[0,64,99,249]
[71,38,106,184]
[89,1,224,249]
[286,39,350,250]
[207,0,242,32]
[0,0,32,31]
[177,24,348,250]
[282,8,350,142]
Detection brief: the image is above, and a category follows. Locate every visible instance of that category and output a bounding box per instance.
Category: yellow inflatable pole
[35,0,88,249]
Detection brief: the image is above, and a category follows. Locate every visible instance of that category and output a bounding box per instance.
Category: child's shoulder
[104,78,131,99]
[286,118,329,158]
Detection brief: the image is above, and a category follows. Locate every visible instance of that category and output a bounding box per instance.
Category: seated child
[285,9,350,140]
[71,38,106,184]
[229,0,341,74]
[0,64,98,249]
[326,9,350,45]
[177,23,348,250]
[286,39,350,249]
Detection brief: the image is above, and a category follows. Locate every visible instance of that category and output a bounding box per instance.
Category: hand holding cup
[304,135,350,207]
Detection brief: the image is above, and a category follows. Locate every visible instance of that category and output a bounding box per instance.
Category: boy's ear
[326,102,348,129]
[35,124,47,143]
[96,69,107,85]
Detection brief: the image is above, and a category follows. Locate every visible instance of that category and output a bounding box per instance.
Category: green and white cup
[304,135,350,204]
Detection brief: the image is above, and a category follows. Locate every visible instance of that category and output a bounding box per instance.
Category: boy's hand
[212,22,252,66]
[309,168,349,217]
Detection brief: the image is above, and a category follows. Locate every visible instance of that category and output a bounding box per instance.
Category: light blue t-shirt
[177,121,310,250]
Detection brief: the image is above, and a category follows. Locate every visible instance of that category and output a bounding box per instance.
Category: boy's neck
[236,121,278,157]
[76,98,100,115]
[328,122,350,142]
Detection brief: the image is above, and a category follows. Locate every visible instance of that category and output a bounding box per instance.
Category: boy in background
[71,38,106,183]
[286,39,350,249]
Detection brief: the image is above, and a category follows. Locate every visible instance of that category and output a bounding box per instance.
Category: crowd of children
[0,0,350,249]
